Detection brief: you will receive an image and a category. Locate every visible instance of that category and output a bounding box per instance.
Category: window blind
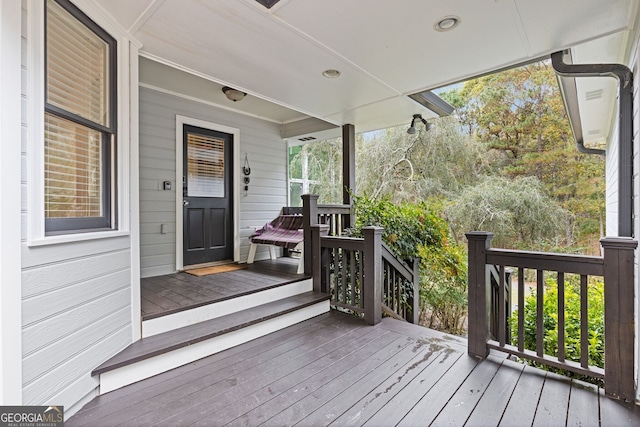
[187,133,225,198]
[45,113,102,218]
[46,0,109,127]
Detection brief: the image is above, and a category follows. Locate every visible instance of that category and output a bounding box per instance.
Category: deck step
[142,278,313,337]
[94,291,330,394]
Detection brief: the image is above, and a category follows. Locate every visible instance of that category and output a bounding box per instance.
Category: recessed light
[322,69,341,78]
[434,16,461,32]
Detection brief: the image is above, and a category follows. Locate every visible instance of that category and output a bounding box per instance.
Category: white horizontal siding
[139,85,288,277]
[21,244,132,406]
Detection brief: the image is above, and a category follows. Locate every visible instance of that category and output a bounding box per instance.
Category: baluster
[349,249,356,306]
[498,265,506,347]
[557,272,565,362]
[536,269,544,358]
[517,268,524,353]
[580,274,589,369]
[341,248,347,303]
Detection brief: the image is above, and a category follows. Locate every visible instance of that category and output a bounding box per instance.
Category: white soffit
[571,31,629,145]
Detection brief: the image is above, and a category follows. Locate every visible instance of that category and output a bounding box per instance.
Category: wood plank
[141,327,393,426]
[598,388,640,426]
[331,338,459,426]
[93,292,330,375]
[566,379,599,427]
[362,347,464,426]
[532,370,571,427]
[499,365,546,427]
[376,317,467,350]
[66,311,640,427]
[397,354,479,426]
[225,334,413,426]
[69,313,359,426]
[429,354,504,426]
[464,358,525,426]
[272,333,435,426]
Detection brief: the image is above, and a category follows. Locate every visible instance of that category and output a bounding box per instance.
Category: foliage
[289,139,344,205]
[510,275,604,380]
[347,195,468,334]
[445,176,568,249]
[356,117,489,203]
[440,61,605,251]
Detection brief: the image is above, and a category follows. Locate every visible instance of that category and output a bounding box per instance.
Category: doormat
[185,264,247,277]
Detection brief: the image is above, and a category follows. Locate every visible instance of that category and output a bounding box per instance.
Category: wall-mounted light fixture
[222,86,247,102]
[407,114,432,134]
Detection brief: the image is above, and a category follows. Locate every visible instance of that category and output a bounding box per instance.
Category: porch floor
[141,257,304,320]
[68,312,640,426]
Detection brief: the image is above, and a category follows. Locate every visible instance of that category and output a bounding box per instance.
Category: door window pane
[187,132,225,197]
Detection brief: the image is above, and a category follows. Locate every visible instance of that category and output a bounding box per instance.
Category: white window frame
[27,0,132,246]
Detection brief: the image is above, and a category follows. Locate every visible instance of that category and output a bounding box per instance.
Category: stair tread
[93,291,330,376]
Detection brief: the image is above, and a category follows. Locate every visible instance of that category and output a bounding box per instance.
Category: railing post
[310,224,330,293]
[363,226,383,325]
[406,258,420,324]
[302,194,319,276]
[466,232,494,359]
[600,236,637,401]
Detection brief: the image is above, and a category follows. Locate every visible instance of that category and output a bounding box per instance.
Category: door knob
[183,200,189,206]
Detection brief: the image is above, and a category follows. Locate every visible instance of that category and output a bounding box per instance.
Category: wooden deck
[141,258,303,320]
[68,311,640,426]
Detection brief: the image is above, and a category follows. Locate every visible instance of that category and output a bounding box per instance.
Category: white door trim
[175,115,240,271]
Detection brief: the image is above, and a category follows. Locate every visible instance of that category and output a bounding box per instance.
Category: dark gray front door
[182,124,233,266]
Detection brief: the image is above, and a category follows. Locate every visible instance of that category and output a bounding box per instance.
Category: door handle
[183,200,189,206]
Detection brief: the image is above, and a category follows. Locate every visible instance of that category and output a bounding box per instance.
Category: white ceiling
[95,0,638,141]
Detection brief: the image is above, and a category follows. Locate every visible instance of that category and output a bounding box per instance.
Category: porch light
[222,86,246,102]
[407,114,432,134]
[434,16,461,32]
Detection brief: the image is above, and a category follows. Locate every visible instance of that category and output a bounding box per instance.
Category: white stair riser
[100,300,329,394]
[142,279,312,337]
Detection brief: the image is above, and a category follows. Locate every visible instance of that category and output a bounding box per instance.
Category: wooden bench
[247,215,305,273]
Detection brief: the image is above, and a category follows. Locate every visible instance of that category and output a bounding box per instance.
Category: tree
[356,117,488,203]
[441,61,605,251]
[289,139,343,205]
[445,176,568,249]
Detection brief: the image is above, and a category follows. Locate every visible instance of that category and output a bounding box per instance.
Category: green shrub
[509,275,604,381]
[348,195,468,334]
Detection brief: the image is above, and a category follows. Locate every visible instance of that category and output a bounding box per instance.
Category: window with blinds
[187,133,226,198]
[44,0,116,233]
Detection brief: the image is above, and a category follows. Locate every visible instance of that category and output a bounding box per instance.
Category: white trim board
[0,0,24,404]
[175,115,241,270]
[142,279,312,337]
[100,301,329,394]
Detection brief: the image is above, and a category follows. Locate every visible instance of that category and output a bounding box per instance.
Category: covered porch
[67,311,640,426]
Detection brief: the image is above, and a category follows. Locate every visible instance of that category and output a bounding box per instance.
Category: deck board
[532,371,571,426]
[68,312,639,426]
[566,380,600,427]
[431,353,504,426]
[141,258,303,319]
[498,364,546,427]
[464,357,525,427]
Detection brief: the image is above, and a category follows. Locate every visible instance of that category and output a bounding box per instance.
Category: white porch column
[0,0,23,404]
